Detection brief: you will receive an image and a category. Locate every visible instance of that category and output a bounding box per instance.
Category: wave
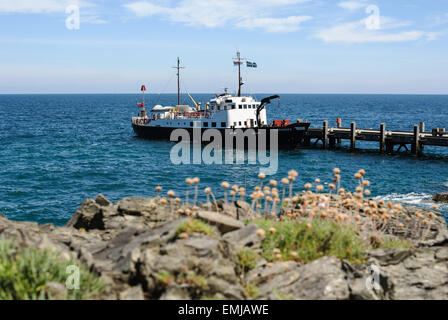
[374,192,432,205]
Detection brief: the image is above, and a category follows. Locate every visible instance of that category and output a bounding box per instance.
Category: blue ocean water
[1,94,447,226]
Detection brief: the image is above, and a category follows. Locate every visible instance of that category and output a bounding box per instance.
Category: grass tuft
[176,219,214,237]
[237,248,258,272]
[0,237,106,300]
[254,218,367,264]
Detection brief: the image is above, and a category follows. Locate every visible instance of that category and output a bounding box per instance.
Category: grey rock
[197,211,245,234]
[119,285,145,300]
[368,247,448,300]
[159,285,191,300]
[223,224,262,251]
[44,282,68,300]
[248,257,350,300]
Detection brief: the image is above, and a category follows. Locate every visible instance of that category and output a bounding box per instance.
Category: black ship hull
[132,123,310,149]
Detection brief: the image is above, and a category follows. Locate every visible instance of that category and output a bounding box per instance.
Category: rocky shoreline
[1,194,448,300]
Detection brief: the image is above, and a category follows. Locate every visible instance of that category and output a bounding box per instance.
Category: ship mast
[173,57,185,106]
[233,51,245,97]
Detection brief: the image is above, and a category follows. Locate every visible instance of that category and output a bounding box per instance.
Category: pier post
[380,123,386,154]
[336,118,341,144]
[386,141,394,154]
[419,122,425,151]
[412,124,420,156]
[350,122,356,151]
[323,120,328,149]
[419,122,425,133]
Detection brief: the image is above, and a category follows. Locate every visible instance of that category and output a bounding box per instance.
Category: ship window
[234,122,237,127]
[221,122,226,127]
[243,105,247,109]
[204,122,209,127]
[239,105,242,109]
[217,106,221,111]
[225,99,232,103]
[190,122,193,127]
[239,121,242,125]
[244,121,247,126]
[212,122,217,127]
[231,104,235,109]
[254,121,257,125]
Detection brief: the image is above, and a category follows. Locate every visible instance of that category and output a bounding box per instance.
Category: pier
[301,120,448,155]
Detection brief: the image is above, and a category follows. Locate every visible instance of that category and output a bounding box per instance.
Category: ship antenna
[173,57,185,106]
[233,51,246,97]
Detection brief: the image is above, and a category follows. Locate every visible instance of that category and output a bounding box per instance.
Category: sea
[0,93,447,226]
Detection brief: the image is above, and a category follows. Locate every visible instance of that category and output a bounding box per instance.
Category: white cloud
[124,0,312,32]
[236,16,312,33]
[316,17,438,43]
[338,1,367,11]
[0,0,106,24]
[0,0,94,13]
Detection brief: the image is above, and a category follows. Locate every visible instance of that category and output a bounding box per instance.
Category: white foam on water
[375,192,448,215]
[374,192,432,205]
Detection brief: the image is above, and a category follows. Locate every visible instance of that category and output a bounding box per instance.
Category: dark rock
[95,194,112,207]
[433,192,448,203]
[66,199,105,230]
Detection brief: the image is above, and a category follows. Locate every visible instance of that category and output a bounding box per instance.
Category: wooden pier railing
[302,121,448,155]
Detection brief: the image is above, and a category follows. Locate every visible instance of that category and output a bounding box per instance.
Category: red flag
[141,85,146,92]
[137,102,145,108]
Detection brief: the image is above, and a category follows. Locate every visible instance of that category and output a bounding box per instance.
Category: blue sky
[0,0,447,94]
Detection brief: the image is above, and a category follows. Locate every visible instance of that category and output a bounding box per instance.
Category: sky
[0,0,447,94]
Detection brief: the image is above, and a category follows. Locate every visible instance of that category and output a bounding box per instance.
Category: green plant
[375,236,414,249]
[0,238,106,300]
[176,219,214,237]
[254,218,368,264]
[237,248,258,272]
[244,282,259,299]
[155,271,175,287]
[178,272,208,290]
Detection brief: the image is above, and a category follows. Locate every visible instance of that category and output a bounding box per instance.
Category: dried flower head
[179,232,189,239]
[167,190,175,198]
[256,229,266,238]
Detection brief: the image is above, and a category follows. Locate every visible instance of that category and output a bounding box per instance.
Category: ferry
[132,52,310,148]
